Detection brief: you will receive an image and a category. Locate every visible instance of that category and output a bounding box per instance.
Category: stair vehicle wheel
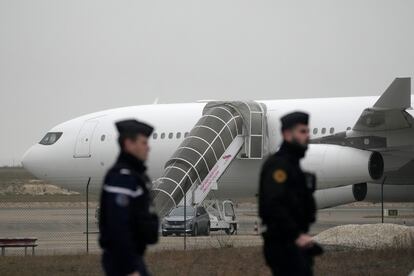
[225,223,236,235]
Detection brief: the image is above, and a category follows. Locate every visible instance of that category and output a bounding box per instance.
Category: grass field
[0,247,413,276]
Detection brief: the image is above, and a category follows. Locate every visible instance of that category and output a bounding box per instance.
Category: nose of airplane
[21,144,48,179]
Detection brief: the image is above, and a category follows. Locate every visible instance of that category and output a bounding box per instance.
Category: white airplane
[22,78,414,216]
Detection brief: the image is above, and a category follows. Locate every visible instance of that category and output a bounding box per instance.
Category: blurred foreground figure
[259,112,323,276]
[99,120,159,276]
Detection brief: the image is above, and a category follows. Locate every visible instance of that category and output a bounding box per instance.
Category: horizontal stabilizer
[374,78,411,109]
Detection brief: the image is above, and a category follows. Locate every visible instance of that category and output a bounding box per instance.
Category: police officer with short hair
[259,112,322,276]
[99,119,159,276]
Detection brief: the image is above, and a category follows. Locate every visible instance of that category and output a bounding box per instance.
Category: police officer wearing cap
[99,119,159,276]
[259,112,322,276]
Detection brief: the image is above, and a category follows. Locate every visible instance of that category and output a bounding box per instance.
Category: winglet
[374,77,411,109]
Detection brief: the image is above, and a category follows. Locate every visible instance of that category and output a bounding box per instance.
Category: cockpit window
[39,132,63,145]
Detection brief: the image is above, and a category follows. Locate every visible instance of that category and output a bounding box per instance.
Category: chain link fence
[0,167,264,256]
[0,168,101,255]
[1,167,414,256]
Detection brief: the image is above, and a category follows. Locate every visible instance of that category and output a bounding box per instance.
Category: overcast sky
[1,0,414,166]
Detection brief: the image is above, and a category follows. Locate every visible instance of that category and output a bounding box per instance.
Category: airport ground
[1,247,413,276]
[1,167,414,275]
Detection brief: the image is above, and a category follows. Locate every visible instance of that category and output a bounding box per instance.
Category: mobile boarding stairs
[151,101,268,217]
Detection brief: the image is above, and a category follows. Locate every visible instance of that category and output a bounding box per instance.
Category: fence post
[184,189,187,250]
[86,177,91,253]
[381,180,384,223]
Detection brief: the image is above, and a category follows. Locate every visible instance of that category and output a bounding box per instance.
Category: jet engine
[314,183,367,209]
[301,144,384,189]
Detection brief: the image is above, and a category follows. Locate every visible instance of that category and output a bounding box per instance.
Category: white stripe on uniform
[103,185,144,198]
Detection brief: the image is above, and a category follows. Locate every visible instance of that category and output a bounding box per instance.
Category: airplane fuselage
[22,96,414,200]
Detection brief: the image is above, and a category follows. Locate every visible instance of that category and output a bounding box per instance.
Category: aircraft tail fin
[374,77,411,109]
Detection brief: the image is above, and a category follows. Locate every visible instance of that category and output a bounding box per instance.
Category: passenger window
[330,127,334,134]
[168,132,173,139]
[161,133,165,139]
[184,132,189,138]
[101,134,106,142]
[176,132,181,139]
[313,128,318,135]
[321,128,326,134]
[346,127,351,131]
[152,133,158,140]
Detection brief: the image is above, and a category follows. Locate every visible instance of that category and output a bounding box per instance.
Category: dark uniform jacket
[259,141,316,243]
[99,152,158,274]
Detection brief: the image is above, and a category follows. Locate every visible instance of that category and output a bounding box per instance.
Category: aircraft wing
[311,78,413,150]
[311,78,414,182]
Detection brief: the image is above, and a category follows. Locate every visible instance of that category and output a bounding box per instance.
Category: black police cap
[281,112,309,131]
[115,119,154,137]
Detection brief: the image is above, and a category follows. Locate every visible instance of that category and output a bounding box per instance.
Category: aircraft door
[74,120,99,158]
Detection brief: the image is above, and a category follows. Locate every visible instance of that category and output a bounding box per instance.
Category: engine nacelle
[301,144,384,189]
[315,183,367,209]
